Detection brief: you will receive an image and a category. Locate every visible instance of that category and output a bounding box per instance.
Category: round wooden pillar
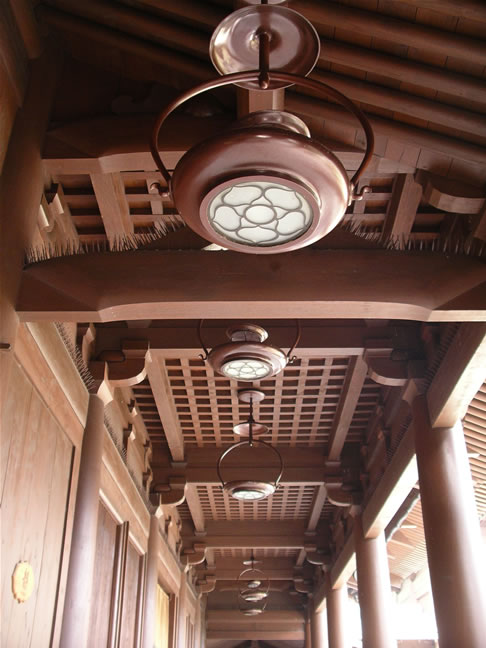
[60,394,104,648]
[354,517,397,648]
[326,580,349,648]
[413,397,486,648]
[311,605,329,648]
[142,514,160,648]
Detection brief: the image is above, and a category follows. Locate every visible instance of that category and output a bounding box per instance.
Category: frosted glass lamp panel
[221,358,272,380]
[208,180,314,246]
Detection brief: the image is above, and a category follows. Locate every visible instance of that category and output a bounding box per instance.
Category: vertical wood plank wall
[1,360,74,647]
[89,503,118,646]
[120,541,143,646]
[1,323,203,647]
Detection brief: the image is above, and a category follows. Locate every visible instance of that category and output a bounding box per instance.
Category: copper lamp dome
[150,2,374,254]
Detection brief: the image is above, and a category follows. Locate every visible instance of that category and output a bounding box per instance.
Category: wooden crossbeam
[90,172,133,245]
[17,250,486,322]
[185,484,205,534]
[427,322,486,428]
[382,174,423,246]
[145,350,184,461]
[327,356,368,461]
[94,324,413,359]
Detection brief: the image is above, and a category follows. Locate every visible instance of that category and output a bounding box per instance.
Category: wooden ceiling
[27,0,486,645]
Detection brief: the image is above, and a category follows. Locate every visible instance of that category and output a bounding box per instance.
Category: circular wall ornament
[12,561,35,603]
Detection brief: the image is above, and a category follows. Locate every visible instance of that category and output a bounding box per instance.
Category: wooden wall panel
[119,540,141,647]
[89,502,118,646]
[0,360,73,647]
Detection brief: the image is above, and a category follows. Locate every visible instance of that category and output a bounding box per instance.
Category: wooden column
[60,393,105,648]
[326,580,349,648]
[305,611,312,648]
[311,604,329,648]
[354,517,397,648]
[142,514,160,648]
[0,47,60,410]
[413,396,486,648]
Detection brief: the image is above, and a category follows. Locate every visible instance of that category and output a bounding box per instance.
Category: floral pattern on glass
[208,181,313,246]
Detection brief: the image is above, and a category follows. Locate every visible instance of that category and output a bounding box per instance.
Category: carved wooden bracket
[96,339,149,387]
[197,575,216,595]
[293,577,313,595]
[123,423,135,452]
[181,544,207,572]
[304,547,330,567]
[151,476,187,506]
[364,349,426,387]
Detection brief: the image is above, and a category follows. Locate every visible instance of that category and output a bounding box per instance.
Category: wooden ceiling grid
[212,549,301,561]
[159,355,381,447]
[194,484,317,522]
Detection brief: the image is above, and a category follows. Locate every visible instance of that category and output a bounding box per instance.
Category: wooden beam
[361,424,417,539]
[8,0,42,59]
[17,250,486,322]
[306,485,327,533]
[237,88,285,118]
[45,0,209,58]
[317,38,486,105]
[145,350,184,461]
[427,322,486,428]
[327,356,368,460]
[185,484,205,534]
[90,172,133,245]
[94,324,414,359]
[184,522,310,550]
[392,0,486,22]
[286,92,486,167]
[37,5,213,86]
[418,172,485,215]
[310,68,486,139]
[295,0,486,66]
[382,174,423,245]
[42,114,365,175]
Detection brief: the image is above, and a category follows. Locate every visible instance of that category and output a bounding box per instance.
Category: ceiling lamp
[238,552,269,616]
[198,320,300,382]
[217,390,282,501]
[150,1,374,254]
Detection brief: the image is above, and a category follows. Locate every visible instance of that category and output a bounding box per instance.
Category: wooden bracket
[181,544,207,572]
[197,575,216,595]
[151,477,187,506]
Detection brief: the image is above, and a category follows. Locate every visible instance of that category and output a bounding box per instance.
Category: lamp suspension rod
[258,30,271,89]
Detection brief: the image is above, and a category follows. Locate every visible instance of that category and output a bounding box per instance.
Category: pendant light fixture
[217,389,283,501]
[198,320,300,382]
[238,552,269,616]
[150,1,374,254]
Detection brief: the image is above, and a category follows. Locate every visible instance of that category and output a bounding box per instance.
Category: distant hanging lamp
[217,389,283,501]
[150,0,373,254]
[198,320,300,382]
[238,551,269,616]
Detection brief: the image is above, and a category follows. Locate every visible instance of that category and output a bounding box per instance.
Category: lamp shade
[171,112,350,254]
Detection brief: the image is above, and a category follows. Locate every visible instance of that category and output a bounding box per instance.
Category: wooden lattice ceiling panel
[163,355,381,448]
[212,548,300,561]
[196,485,317,523]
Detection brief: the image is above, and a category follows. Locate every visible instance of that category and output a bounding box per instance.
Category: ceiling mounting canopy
[150,1,374,254]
